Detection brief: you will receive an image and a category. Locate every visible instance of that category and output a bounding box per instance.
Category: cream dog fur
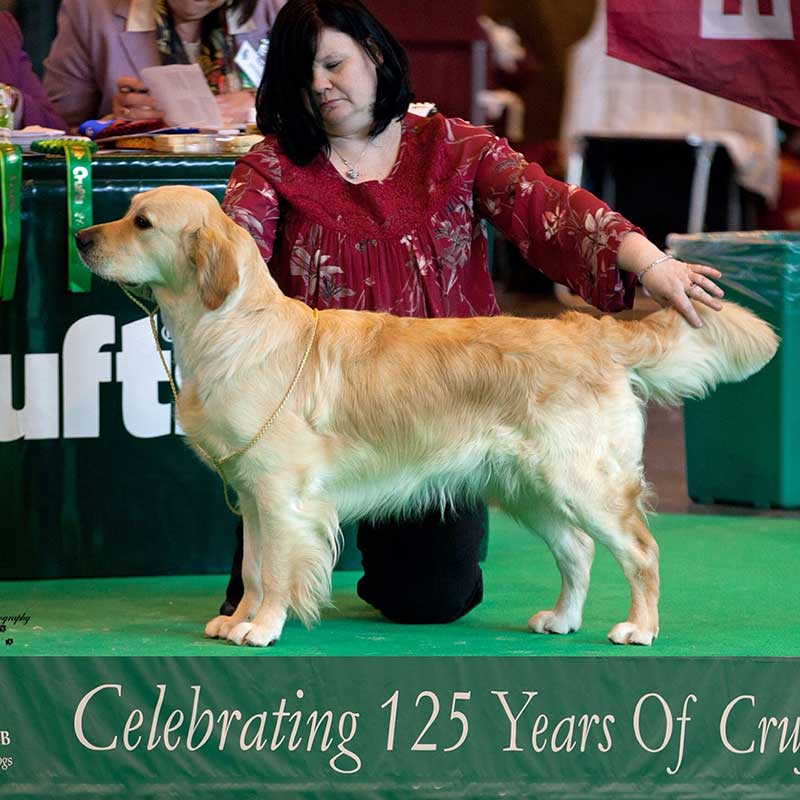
[76,186,778,648]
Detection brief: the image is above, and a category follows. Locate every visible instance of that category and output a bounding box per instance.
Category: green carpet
[1,512,798,657]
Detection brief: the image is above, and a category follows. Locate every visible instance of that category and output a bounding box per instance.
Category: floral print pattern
[222,113,640,319]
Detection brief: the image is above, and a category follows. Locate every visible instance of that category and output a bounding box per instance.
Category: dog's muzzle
[74,229,95,254]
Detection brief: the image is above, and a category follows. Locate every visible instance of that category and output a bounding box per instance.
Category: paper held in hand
[140,64,224,130]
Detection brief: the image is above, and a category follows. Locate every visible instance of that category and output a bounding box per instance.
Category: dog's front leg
[225,518,291,647]
[224,497,298,648]
[205,492,264,640]
[226,489,337,647]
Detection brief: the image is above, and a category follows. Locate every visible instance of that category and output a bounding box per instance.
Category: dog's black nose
[75,229,94,252]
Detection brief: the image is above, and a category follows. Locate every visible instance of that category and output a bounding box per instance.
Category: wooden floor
[493,282,799,520]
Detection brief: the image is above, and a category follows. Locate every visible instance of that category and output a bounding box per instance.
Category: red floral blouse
[222,112,641,318]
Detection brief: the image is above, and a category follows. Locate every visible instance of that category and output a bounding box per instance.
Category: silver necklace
[330,140,370,181]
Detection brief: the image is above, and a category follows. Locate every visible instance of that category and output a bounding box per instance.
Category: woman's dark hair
[256,0,413,164]
[226,0,258,26]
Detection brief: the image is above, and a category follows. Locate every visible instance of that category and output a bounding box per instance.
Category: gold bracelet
[637,254,674,282]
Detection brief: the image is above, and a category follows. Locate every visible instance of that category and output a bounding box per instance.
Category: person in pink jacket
[0,12,66,130]
[43,0,285,129]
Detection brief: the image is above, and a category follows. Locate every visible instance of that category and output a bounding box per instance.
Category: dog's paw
[528,609,580,635]
[243,623,281,647]
[225,621,279,647]
[607,621,658,646]
[226,621,255,645]
[204,614,232,639]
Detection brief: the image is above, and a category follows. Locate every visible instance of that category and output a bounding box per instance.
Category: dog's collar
[118,280,319,516]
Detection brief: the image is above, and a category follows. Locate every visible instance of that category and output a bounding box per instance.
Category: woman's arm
[472,130,723,325]
[221,157,281,266]
[42,0,101,129]
[0,13,67,129]
[473,132,639,312]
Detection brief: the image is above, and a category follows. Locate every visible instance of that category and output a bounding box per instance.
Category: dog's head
[76,185,249,310]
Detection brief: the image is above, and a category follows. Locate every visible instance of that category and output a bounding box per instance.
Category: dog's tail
[603,301,779,405]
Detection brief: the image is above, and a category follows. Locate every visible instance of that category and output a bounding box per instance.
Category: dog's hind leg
[516,508,595,635]
[205,492,264,639]
[603,516,659,646]
[571,492,660,646]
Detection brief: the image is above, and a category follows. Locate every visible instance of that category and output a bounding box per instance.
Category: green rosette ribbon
[31,138,98,293]
[64,141,94,293]
[0,142,22,301]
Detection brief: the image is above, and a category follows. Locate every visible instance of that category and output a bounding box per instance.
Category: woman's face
[166,0,228,23]
[308,28,379,136]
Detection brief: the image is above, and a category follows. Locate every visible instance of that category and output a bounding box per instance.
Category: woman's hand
[638,257,725,328]
[617,232,724,328]
[112,77,162,120]
[215,90,256,127]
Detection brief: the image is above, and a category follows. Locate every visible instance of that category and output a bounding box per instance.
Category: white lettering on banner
[74,684,123,751]
[118,317,173,438]
[66,682,800,778]
[491,691,538,751]
[0,314,178,441]
[701,0,795,40]
[73,683,363,775]
[62,314,114,438]
[720,695,757,754]
[632,693,697,776]
[0,354,59,440]
[174,363,185,436]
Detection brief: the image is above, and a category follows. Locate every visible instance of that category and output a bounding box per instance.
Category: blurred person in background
[43,0,285,129]
[476,14,537,144]
[0,10,66,129]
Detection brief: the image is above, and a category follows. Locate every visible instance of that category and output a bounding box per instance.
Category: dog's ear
[192,222,241,310]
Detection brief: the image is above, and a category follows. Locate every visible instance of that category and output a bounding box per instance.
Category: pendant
[346,167,360,180]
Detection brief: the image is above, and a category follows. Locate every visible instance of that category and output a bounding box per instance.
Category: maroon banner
[607,0,800,125]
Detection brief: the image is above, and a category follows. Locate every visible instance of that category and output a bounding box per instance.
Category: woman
[220,0,724,624]
[43,0,284,129]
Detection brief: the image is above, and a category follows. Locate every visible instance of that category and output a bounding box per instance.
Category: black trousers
[221,503,487,624]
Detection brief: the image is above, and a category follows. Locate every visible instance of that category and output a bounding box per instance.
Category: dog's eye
[134,215,152,230]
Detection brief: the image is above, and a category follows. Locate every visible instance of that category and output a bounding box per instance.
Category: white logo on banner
[0,315,180,441]
[701,0,795,40]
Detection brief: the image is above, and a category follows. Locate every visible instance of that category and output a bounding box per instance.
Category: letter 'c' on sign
[74,684,122,751]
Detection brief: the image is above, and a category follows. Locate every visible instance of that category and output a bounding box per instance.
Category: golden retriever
[76,185,778,647]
